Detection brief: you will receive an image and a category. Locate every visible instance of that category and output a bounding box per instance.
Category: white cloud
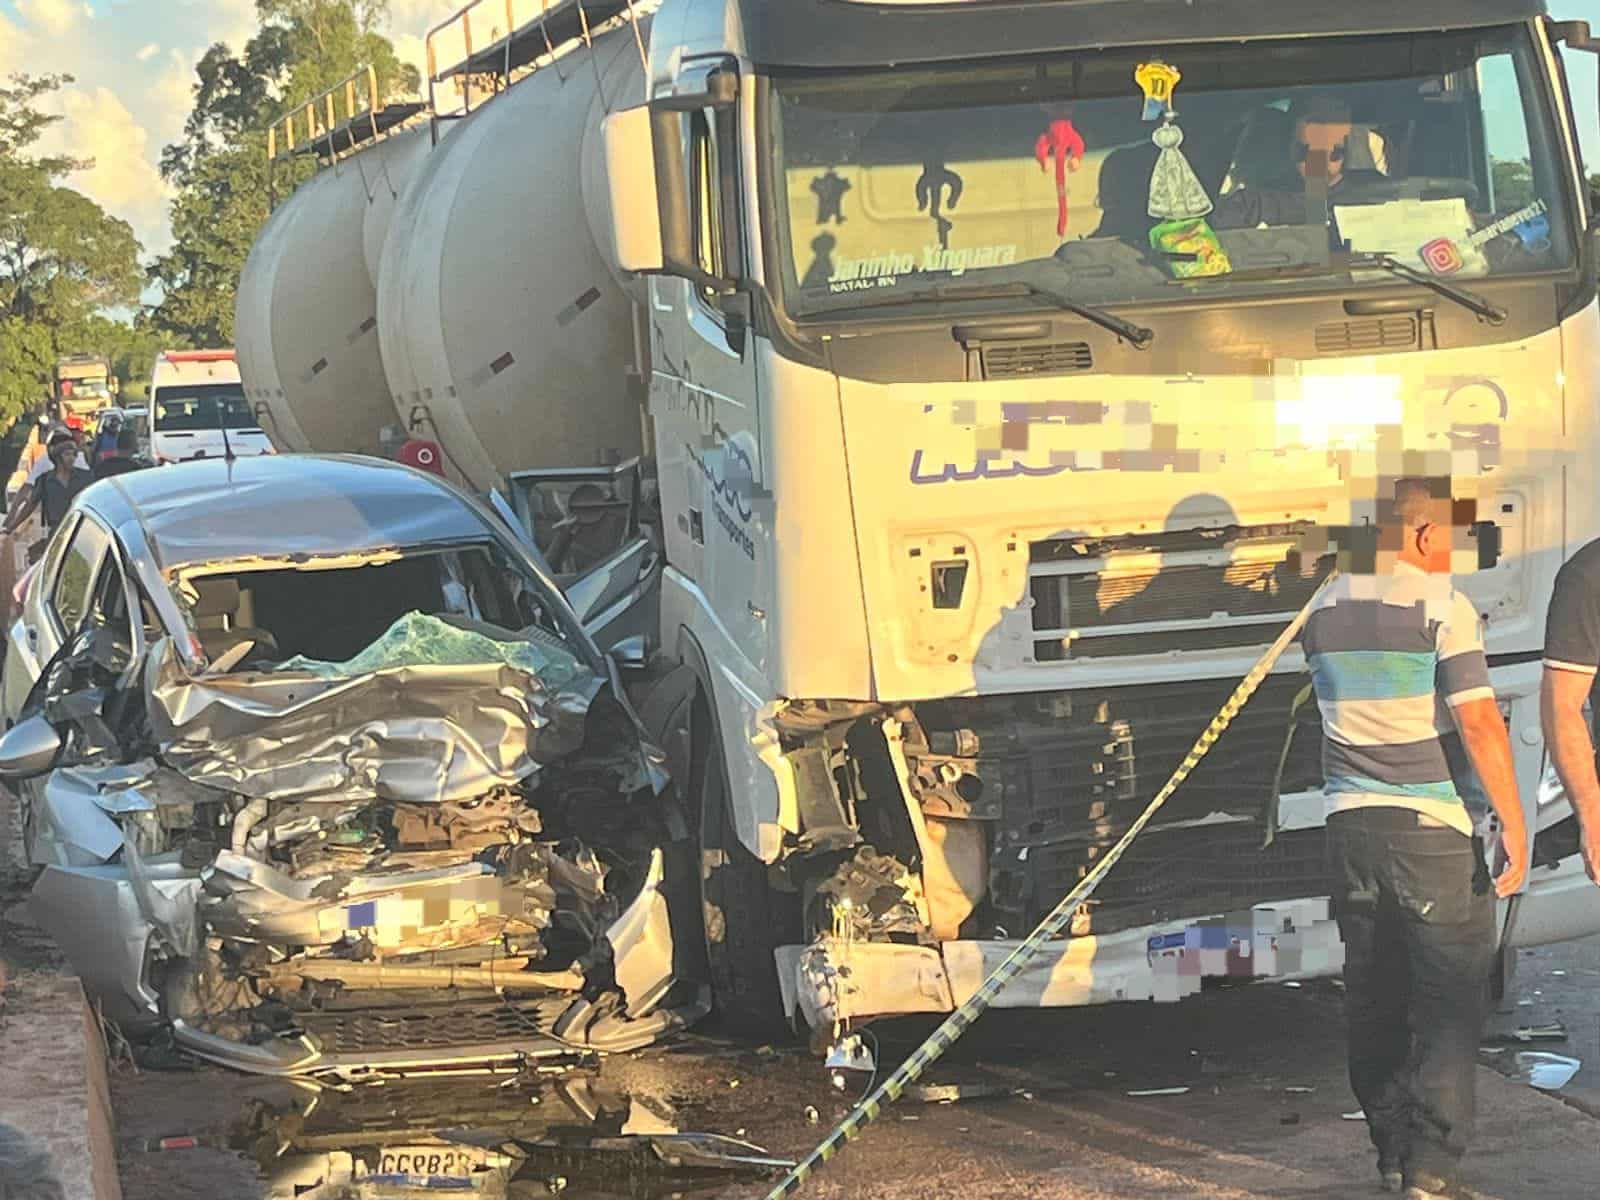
[387,0,467,80]
[39,87,175,254]
[0,0,543,264]
[0,0,271,261]
[391,33,428,83]
[12,0,92,39]
[0,14,28,77]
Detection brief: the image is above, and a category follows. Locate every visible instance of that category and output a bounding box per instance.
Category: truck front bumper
[777,896,1344,1029]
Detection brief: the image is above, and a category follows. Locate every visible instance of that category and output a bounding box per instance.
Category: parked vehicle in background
[0,455,693,1077]
[148,350,275,465]
[53,355,116,433]
[88,408,152,470]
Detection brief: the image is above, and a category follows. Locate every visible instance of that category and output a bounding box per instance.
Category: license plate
[367,1145,495,1179]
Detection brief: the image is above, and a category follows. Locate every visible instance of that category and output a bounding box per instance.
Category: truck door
[490,459,661,654]
[648,59,769,676]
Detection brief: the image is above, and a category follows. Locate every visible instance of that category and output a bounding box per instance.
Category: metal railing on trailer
[423,0,653,144]
[264,65,427,203]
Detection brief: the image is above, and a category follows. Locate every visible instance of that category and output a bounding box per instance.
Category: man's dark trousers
[1327,808,1495,1189]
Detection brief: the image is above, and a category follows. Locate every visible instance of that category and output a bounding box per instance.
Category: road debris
[1484,1023,1568,1046]
[825,1034,876,1076]
[907,1083,1019,1104]
[1126,1087,1191,1097]
[1514,1052,1582,1092]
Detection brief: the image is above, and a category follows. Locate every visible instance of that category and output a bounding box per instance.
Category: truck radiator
[909,675,1329,937]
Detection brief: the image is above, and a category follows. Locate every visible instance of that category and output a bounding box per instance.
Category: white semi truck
[237,0,1600,1037]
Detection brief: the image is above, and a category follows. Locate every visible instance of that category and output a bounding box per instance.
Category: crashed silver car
[0,456,703,1075]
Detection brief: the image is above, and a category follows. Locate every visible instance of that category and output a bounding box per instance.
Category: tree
[148,2,419,344]
[0,74,144,426]
[1490,158,1537,213]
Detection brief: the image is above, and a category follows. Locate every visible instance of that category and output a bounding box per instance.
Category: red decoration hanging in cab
[1035,119,1086,238]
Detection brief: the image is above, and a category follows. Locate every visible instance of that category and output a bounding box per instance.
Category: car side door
[2,514,107,724]
[490,459,662,655]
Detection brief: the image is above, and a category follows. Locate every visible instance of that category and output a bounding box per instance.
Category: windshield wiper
[1350,253,1508,325]
[832,280,1155,349]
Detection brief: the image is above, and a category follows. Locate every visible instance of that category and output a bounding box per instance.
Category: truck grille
[1028,528,1333,660]
[1314,316,1419,354]
[1051,824,1333,936]
[918,675,1326,935]
[983,341,1093,378]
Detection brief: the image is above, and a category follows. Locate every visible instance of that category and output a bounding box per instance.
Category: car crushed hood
[22,609,692,1075]
[143,612,634,807]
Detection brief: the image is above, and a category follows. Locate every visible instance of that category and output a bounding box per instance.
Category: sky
[3,0,1600,266]
[0,0,459,257]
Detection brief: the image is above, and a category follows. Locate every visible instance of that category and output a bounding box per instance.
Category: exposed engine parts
[808,847,930,945]
[774,681,1335,948]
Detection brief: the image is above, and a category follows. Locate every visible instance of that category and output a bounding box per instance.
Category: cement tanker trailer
[238,19,647,490]
[373,19,646,490]
[236,78,435,457]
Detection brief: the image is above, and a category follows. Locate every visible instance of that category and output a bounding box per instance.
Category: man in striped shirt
[1302,478,1528,1200]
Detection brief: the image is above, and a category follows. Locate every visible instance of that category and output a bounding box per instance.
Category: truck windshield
[155,384,256,432]
[769,25,1574,317]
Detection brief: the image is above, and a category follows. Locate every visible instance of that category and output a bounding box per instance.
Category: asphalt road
[1494,935,1600,1116]
[109,941,1600,1200]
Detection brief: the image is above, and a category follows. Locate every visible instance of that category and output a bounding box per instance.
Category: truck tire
[694,700,801,1038]
[635,665,797,1038]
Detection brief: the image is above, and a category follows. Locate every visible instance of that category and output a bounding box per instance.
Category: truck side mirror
[1552,19,1600,121]
[603,105,669,274]
[608,634,649,675]
[604,59,742,295]
[603,103,708,284]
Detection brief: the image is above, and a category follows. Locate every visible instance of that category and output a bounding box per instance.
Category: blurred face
[1376,495,1455,575]
[1295,119,1353,186]
[49,441,76,467]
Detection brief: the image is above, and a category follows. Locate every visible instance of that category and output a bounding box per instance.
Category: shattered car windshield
[771,25,1572,315]
[174,539,570,674]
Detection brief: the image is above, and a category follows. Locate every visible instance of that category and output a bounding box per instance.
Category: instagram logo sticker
[1421,238,1465,276]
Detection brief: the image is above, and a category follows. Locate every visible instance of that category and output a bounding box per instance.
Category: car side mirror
[608,634,649,675]
[0,715,63,781]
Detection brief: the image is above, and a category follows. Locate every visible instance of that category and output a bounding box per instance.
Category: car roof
[83,454,494,573]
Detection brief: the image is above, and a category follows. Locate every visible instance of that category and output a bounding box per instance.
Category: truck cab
[238,0,1600,1042]
[603,0,1600,1030]
[148,350,276,465]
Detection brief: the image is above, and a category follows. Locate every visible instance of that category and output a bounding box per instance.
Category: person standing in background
[93,428,144,481]
[1539,539,1600,885]
[2,431,94,560]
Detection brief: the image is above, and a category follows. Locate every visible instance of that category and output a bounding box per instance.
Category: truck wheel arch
[636,626,799,1036]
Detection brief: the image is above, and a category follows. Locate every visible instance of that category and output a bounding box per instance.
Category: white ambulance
[147,350,276,465]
